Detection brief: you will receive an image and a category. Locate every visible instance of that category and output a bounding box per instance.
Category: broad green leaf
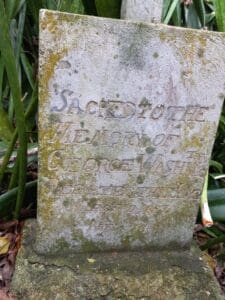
[214,0,225,32]
[0,107,13,142]
[95,0,121,18]
[208,188,225,201]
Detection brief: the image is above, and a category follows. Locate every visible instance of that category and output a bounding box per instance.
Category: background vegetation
[0,0,225,243]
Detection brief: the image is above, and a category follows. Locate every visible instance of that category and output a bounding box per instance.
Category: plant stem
[200,171,213,227]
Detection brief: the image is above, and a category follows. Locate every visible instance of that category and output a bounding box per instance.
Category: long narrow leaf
[0,1,27,219]
[0,55,4,108]
[0,107,14,142]
[162,0,172,21]
[21,52,34,89]
[214,0,225,32]
[0,84,37,185]
[15,2,26,64]
[193,0,206,27]
[163,0,180,24]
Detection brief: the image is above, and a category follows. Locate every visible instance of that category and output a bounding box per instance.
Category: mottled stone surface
[11,220,224,300]
[37,9,225,254]
[121,0,163,23]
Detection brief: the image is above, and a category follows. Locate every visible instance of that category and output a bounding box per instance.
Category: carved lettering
[150,104,165,119]
[48,150,63,170]
[50,94,212,123]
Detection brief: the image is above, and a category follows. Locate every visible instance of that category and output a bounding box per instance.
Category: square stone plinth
[11,220,224,299]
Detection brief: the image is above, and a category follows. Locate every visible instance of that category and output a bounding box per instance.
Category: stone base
[11,220,224,300]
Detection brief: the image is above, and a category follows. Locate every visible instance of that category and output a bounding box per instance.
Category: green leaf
[57,0,84,14]
[208,188,225,221]
[209,159,223,173]
[5,0,25,20]
[163,0,180,24]
[208,188,225,201]
[205,12,215,25]
[184,3,201,29]
[15,2,26,64]
[214,0,225,32]
[162,0,173,21]
[0,141,7,158]
[171,1,182,26]
[0,0,27,218]
[0,55,4,107]
[21,51,34,89]
[193,0,206,27]
[95,0,121,18]
[0,107,14,142]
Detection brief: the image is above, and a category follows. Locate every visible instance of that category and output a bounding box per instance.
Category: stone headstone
[36,9,225,254]
[11,9,225,299]
[121,0,163,23]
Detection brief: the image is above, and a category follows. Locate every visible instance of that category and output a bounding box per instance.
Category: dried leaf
[87,258,96,264]
[0,238,10,255]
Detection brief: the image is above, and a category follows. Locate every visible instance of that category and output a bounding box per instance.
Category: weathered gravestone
[11,8,225,299]
[35,9,225,254]
[121,0,163,23]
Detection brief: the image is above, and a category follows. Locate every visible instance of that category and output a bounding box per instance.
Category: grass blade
[0,107,14,142]
[214,0,225,32]
[0,83,37,185]
[0,55,4,107]
[193,0,206,27]
[163,0,180,24]
[0,1,27,219]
